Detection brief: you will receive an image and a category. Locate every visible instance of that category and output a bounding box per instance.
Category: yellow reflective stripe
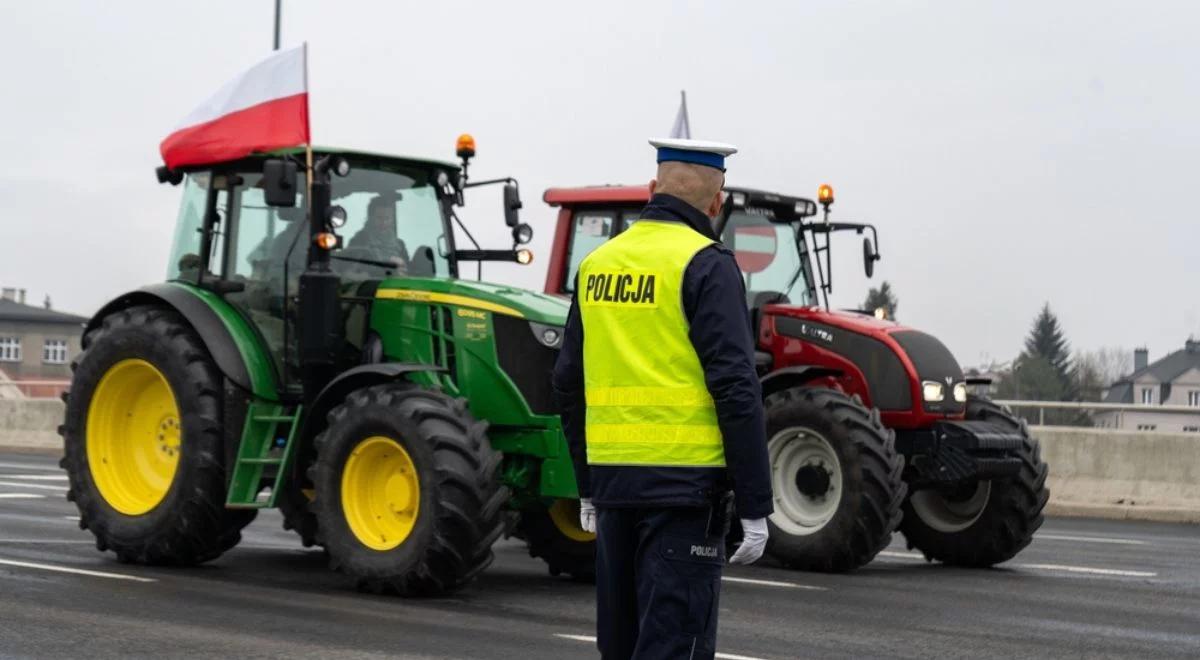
[586,386,715,407]
[375,289,524,318]
[586,423,726,467]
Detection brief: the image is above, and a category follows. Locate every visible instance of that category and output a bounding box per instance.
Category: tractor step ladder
[226,403,303,509]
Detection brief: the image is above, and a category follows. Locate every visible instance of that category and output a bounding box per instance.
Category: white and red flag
[160,44,310,169]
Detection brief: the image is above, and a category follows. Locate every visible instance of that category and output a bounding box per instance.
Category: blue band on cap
[656,147,725,171]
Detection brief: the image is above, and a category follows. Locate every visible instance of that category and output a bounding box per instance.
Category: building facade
[1097,341,1200,432]
[0,288,87,398]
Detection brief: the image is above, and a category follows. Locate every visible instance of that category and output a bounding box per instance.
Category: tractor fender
[760,366,844,399]
[300,363,447,443]
[84,283,276,400]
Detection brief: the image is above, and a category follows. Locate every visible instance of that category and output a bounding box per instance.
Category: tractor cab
[162,144,535,397]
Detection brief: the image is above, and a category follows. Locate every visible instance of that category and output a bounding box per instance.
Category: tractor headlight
[952,382,968,403]
[922,381,945,402]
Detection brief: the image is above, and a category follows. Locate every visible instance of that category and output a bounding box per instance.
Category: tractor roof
[269,146,460,172]
[543,185,650,206]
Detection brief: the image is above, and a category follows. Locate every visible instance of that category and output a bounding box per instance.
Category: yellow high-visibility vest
[578,220,725,467]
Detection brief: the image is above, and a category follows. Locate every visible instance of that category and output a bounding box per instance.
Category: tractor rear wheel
[518,499,596,581]
[899,396,1049,566]
[309,383,508,596]
[763,387,905,572]
[60,305,254,565]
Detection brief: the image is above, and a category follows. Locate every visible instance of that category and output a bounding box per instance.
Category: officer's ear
[648,179,658,195]
[706,189,723,219]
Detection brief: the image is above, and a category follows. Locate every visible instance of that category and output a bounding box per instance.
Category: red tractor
[542,184,1049,571]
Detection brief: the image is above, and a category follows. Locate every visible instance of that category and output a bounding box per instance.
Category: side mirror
[263,159,299,207]
[863,237,880,278]
[503,183,522,227]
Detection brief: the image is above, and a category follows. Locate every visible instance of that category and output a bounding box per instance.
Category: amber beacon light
[818,183,835,207]
[456,133,477,159]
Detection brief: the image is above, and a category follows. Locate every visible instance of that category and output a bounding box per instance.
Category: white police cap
[649,138,738,171]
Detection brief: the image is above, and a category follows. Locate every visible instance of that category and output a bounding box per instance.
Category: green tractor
[60,138,593,594]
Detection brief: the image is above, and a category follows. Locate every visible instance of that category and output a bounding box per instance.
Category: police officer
[553,138,773,660]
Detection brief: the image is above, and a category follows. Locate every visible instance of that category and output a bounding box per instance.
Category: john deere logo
[457,308,487,320]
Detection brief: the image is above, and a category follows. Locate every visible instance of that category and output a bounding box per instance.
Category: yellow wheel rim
[85,359,181,516]
[548,498,596,543]
[341,436,420,551]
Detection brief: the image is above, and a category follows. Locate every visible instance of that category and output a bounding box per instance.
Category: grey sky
[0,1,1196,367]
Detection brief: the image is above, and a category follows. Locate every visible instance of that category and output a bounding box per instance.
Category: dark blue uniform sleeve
[683,246,774,519]
[552,289,591,498]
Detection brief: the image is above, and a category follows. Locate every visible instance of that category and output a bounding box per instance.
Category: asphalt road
[1,449,1198,660]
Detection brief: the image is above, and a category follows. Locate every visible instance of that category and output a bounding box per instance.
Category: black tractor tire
[899,396,1049,567]
[517,499,596,581]
[763,387,906,572]
[277,477,319,548]
[308,383,508,596]
[60,305,255,565]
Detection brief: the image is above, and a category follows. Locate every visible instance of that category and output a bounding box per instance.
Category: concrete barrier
[1033,425,1200,523]
[0,399,63,451]
[0,401,1196,522]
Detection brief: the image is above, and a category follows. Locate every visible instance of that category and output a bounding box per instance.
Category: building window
[0,337,20,362]
[1136,423,1157,431]
[1189,391,1200,407]
[1141,388,1154,405]
[42,339,68,365]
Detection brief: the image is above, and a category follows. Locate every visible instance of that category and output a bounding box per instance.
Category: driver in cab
[348,194,409,273]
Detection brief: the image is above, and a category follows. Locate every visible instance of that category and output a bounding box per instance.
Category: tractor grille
[492,315,559,415]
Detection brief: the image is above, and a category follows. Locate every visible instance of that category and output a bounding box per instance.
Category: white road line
[0,474,68,481]
[1037,533,1146,546]
[0,480,68,492]
[1018,563,1157,578]
[878,550,924,560]
[876,550,1156,578]
[0,557,156,582]
[721,575,826,591]
[0,462,59,472]
[0,493,45,500]
[553,634,768,660]
[63,515,80,521]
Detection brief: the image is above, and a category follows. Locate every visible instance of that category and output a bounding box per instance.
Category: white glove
[579,498,596,533]
[728,518,768,565]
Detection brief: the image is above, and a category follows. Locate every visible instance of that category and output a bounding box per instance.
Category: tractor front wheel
[309,383,508,596]
[518,499,596,581]
[60,306,254,565]
[763,387,906,572]
[899,396,1049,566]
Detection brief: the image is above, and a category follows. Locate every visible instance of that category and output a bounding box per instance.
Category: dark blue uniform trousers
[595,506,724,660]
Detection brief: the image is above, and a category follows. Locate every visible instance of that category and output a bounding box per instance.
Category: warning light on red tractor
[818,183,835,207]
[456,133,477,159]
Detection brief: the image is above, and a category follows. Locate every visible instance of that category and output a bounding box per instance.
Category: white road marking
[63,515,80,521]
[1037,533,1146,546]
[721,575,826,591]
[878,550,924,560]
[554,634,768,660]
[0,493,45,500]
[0,480,68,492]
[0,557,156,582]
[0,462,59,472]
[876,550,1156,577]
[0,474,68,481]
[1018,563,1157,578]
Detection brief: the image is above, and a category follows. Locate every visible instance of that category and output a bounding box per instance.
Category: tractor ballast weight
[61,143,588,593]
[542,183,1049,571]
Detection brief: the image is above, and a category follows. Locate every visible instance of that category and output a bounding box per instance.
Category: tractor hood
[763,305,966,415]
[375,277,569,326]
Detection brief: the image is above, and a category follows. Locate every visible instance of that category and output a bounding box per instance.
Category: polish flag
[160,44,310,169]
